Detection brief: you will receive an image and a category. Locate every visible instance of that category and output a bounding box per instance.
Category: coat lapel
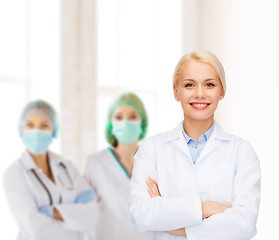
[173,137,192,160]
[195,122,231,165]
[21,151,37,170]
[165,122,192,163]
[165,121,232,166]
[195,136,218,165]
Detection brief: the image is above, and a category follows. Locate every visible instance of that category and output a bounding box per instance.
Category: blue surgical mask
[21,130,53,155]
[112,120,141,144]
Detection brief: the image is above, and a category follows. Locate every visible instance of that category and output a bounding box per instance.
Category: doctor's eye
[206,83,215,87]
[129,112,140,120]
[24,122,34,128]
[26,123,33,128]
[41,123,51,129]
[185,83,194,88]
[114,115,123,121]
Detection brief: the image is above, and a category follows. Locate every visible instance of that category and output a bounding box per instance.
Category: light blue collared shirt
[182,122,215,164]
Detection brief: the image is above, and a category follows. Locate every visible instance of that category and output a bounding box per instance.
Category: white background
[0,0,278,239]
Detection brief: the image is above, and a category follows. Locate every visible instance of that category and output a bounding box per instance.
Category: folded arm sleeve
[82,156,104,205]
[2,164,76,240]
[129,139,202,232]
[83,157,98,190]
[186,141,261,240]
[55,161,99,232]
[55,200,99,232]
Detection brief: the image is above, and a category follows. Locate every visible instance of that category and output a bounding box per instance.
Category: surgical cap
[18,100,59,138]
[106,92,148,147]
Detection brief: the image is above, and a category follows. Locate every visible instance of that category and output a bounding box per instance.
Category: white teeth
[192,104,207,107]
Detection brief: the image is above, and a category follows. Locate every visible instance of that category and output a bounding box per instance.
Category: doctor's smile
[189,102,211,110]
[173,59,224,123]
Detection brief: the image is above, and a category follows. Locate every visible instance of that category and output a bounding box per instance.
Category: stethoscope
[31,162,74,205]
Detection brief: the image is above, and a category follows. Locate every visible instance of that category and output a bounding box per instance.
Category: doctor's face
[111,104,141,145]
[112,105,141,122]
[22,116,53,131]
[173,60,224,123]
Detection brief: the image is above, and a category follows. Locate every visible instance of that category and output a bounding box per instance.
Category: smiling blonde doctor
[3,100,98,240]
[130,50,261,240]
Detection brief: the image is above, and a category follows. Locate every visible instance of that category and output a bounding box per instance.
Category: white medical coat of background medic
[84,148,146,240]
[3,151,99,240]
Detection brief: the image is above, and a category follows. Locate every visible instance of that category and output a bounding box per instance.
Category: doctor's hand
[53,207,64,221]
[38,205,54,218]
[201,201,230,219]
[38,206,64,221]
[146,177,186,237]
[75,190,95,204]
[146,177,161,197]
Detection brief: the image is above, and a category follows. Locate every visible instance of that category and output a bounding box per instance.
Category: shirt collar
[182,126,191,144]
[182,121,215,144]
[20,150,62,170]
[21,151,37,170]
[165,120,231,143]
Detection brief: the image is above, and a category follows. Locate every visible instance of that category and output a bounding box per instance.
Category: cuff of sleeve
[54,205,73,230]
[180,194,202,227]
[55,202,99,232]
[185,225,198,240]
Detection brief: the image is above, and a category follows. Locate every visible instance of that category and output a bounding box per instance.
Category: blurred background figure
[83,92,148,240]
[3,100,98,240]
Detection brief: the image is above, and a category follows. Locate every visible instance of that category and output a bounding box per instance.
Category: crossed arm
[131,140,261,239]
[145,176,230,237]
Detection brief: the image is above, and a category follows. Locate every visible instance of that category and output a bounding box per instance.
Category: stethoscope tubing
[31,169,53,205]
[31,163,73,205]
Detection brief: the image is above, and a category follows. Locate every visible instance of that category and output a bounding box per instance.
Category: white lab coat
[3,150,99,240]
[83,148,146,240]
[130,122,261,240]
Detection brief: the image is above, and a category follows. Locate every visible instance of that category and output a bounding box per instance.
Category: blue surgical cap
[18,100,59,138]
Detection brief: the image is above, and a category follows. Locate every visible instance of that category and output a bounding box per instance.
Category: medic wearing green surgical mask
[112,120,142,145]
[106,93,148,148]
[83,92,148,240]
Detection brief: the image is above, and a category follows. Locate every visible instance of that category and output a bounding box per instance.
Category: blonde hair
[173,50,226,94]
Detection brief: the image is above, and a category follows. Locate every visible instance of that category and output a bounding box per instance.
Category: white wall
[0,0,60,239]
[198,0,279,238]
[96,0,192,151]
[1,0,278,238]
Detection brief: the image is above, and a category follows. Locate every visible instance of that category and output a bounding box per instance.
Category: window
[97,0,184,149]
[0,1,60,238]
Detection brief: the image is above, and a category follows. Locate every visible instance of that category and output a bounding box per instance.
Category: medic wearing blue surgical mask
[83,92,148,240]
[3,100,99,240]
[21,117,54,155]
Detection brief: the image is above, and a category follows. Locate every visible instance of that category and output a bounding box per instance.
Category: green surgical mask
[112,120,141,144]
